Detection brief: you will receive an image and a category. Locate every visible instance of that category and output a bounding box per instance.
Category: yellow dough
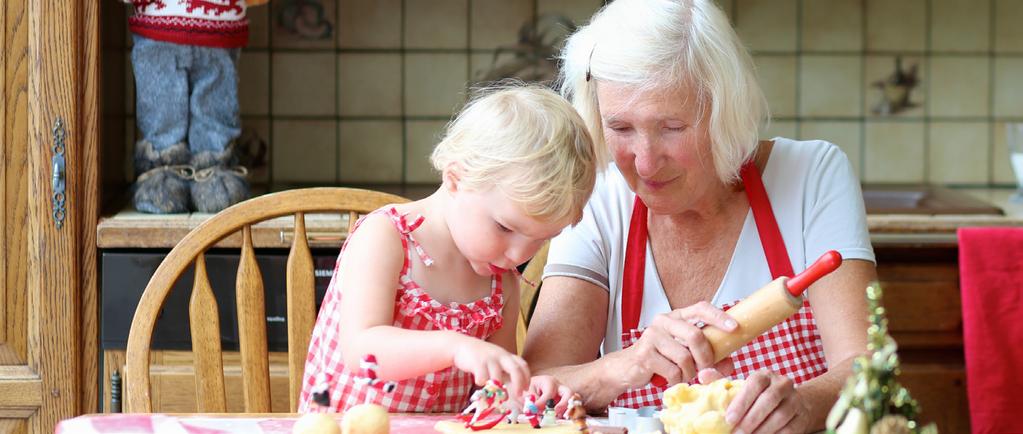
[341,404,391,434]
[434,420,581,434]
[293,413,342,434]
[659,379,744,434]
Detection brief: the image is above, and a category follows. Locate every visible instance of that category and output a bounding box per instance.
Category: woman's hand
[452,336,531,397]
[612,301,738,387]
[528,375,573,416]
[704,369,810,434]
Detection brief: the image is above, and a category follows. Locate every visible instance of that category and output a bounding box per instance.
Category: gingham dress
[611,162,828,409]
[298,207,506,413]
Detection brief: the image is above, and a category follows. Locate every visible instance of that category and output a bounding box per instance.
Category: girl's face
[445,182,568,277]
[596,81,719,214]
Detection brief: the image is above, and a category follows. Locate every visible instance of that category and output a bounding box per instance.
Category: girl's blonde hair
[559,0,769,184]
[431,83,597,225]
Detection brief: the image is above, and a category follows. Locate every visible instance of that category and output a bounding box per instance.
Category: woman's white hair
[559,0,769,183]
[431,82,597,225]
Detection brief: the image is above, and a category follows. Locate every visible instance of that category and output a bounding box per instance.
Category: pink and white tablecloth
[55,413,453,434]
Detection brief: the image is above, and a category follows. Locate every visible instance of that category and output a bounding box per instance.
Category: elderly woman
[521,0,877,433]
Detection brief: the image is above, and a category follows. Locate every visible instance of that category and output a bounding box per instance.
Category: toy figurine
[540,399,557,427]
[564,394,588,434]
[124,0,269,214]
[518,393,541,428]
[459,380,511,431]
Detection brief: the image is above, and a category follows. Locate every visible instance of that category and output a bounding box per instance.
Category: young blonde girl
[299,84,599,413]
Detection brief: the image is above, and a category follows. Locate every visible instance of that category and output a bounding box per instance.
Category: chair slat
[347,211,359,235]
[236,226,272,412]
[189,253,228,411]
[286,212,317,411]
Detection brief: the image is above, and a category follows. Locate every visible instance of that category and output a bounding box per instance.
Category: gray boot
[190,144,250,213]
[132,141,192,214]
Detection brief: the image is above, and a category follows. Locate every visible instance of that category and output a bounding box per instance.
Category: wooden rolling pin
[651,250,843,387]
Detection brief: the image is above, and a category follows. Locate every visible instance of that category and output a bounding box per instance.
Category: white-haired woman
[522,1,877,432]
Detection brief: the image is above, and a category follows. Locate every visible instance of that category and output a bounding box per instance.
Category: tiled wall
[105,0,1023,191]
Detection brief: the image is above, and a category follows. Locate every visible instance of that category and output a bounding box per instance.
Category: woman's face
[596,81,719,214]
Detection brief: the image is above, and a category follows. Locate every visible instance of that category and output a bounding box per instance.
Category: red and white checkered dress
[611,162,828,409]
[298,207,506,413]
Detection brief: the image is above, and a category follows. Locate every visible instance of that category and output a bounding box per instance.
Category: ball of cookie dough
[341,403,390,434]
[293,412,341,434]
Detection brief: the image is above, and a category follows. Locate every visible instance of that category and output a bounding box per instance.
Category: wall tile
[338,0,401,48]
[247,3,270,49]
[800,56,862,117]
[406,121,447,183]
[994,121,1021,185]
[239,52,270,116]
[338,54,402,116]
[470,51,521,83]
[339,120,403,183]
[272,52,337,116]
[272,120,337,183]
[239,117,271,185]
[995,0,1023,53]
[928,122,989,184]
[802,0,863,51]
[929,56,989,117]
[271,0,337,49]
[865,0,926,51]
[762,120,796,140]
[800,121,864,176]
[931,0,990,52]
[864,121,925,182]
[736,0,797,52]
[405,0,468,49]
[754,55,797,117]
[536,0,601,25]
[715,0,734,22]
[994,58,1023,117]
[471,0,533,50]
[405,54,469,116]
[864,55,925,118]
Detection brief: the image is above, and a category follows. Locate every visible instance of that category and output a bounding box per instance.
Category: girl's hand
[610,301,737,388]
[452,336,530,398]
[701,369,809,434]
[528,375,573,416]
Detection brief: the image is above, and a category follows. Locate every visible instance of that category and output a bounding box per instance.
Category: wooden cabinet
[876,245,969,434]
[0,1,100,433]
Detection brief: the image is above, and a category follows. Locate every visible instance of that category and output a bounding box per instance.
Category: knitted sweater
[129,0,249,48]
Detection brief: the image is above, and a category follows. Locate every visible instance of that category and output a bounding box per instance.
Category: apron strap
[621,197,648,332]
[739,161,794,279]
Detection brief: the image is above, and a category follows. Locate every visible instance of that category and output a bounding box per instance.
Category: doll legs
[186,45,249,213]
[131,35,192,213]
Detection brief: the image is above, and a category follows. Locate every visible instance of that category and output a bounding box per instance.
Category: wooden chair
[515,241,548,354]
[124,187,409,413]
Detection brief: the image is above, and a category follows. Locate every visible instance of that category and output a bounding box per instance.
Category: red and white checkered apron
[611,162,828,409]
[299,207,505,413]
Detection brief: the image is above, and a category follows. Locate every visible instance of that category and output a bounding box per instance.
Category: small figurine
[458,379,511,431]
[520,393,541,428]
[540,399,557,427]
[564,393,588,434]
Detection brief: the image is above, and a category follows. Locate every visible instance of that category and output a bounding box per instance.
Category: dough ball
[341,403,390,434]
[660,378,744,434]
[293,412,342,434]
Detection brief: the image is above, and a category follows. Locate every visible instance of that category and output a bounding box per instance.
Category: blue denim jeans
[132,35,241,154]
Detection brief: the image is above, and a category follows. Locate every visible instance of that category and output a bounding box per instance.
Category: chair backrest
[124,187,409,413]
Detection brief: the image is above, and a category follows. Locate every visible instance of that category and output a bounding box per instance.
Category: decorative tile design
[802,0,863,51]
[864,55,925,118]
[928,122,989,184]
[271,0,337,49]
[339,120,404,183]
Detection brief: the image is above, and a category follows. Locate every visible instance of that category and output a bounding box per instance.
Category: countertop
[97,188,1023,249]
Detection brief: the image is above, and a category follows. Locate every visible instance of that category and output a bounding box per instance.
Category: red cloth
[958,227,1023,434]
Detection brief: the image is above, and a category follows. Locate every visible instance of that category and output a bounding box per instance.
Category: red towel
[958,227,1023,434]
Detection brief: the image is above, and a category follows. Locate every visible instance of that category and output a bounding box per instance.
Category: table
[55,413,626,434]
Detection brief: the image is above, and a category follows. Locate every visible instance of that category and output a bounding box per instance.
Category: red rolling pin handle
[786,250,843,296]
[648,251,842,389]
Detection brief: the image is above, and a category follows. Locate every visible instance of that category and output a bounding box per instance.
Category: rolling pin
[651,250,843,387]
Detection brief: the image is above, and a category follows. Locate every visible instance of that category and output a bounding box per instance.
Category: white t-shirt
[543,137,876,355]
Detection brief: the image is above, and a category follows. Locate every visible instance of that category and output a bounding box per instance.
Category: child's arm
[334,216,527,390]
